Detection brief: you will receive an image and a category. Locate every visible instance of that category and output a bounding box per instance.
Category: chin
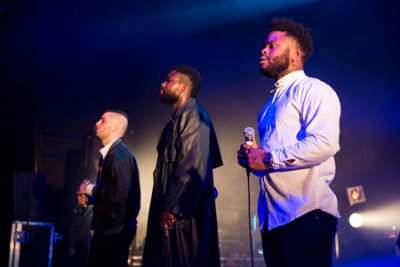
[259,68,273,78]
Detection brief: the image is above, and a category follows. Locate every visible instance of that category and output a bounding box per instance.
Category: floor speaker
[13,172,46,221]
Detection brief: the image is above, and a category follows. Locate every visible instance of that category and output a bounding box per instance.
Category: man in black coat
[142,65,223,267]
[77,109,140,267]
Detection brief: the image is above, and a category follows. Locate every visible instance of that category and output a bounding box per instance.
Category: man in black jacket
[77,109,140,267]
[142,65,223,267]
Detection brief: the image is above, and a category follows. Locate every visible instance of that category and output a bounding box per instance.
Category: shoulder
[292,76,339,103]
[180,100,212,124]
[175,102,213,137]
[109,140,134,160]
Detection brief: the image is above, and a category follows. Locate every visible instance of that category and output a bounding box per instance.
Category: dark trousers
[261,209,337,267]
[88,227,136,267]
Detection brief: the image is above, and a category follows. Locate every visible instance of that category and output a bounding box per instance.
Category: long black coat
[142,98,223,267]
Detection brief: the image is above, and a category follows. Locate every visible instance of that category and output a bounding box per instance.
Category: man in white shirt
[237,18,341,267]
[77,109,140,267]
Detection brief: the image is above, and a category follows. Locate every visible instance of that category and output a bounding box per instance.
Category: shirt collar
[270,70,306,93]
[99,138,119,159]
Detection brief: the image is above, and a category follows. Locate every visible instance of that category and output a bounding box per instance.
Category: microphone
[243,127,255,146]
[243,127,255,176]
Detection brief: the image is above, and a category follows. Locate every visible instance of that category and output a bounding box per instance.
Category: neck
[172,96,191,111]
[276,65,303,81]
[101,136,118,147]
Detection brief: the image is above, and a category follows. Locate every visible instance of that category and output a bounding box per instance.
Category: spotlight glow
[350,202,400,230]
[349,213,364,228]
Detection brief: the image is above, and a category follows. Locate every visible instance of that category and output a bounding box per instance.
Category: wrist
[86,184,95,195]
[263,155,273,169]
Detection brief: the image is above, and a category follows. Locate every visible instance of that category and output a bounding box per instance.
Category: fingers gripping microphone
[82,179,91,208]
[243,127,255,175]
[243,127,255,146]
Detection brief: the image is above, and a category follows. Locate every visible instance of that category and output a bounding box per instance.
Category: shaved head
[96,109,129,145]
[106,111,128,138]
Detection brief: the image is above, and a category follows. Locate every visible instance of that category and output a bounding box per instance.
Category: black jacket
[91,139,140,235]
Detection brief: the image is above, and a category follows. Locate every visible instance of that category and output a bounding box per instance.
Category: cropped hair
[173,65,201,97]
[105,108,128,120]
[104,108,128,136]
[270,17,313,63]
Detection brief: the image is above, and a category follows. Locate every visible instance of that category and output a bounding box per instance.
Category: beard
[160,89,179,105]
[259,49,290,78]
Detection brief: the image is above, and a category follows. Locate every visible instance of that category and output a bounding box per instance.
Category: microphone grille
[243,127,255,138]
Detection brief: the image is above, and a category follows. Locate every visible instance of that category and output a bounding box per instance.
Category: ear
[179,82,188,94]
[291,49,301,60]
[111,123,119,133]
[290,49,302,66]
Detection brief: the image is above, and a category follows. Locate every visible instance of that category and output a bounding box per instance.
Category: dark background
[2,0,400,266]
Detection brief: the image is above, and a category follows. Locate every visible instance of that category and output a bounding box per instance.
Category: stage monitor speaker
[13,172,46,221]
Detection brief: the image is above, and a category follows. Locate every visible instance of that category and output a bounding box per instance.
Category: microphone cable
[243,126,256,267]
[246,169,255,267]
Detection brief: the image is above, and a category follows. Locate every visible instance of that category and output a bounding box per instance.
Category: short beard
[259,50,290,78]
[160,91,179,105]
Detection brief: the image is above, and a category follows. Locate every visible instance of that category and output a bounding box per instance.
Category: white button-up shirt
[257,70,341,231]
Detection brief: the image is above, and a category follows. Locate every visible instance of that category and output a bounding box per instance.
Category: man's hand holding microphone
[237,127,273,171]
[76,179,91,207]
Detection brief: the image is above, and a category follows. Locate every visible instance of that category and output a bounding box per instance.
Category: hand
[237,138,260,169]
[247,148,273,171]
[78,183,88,194]
[76,190,88,205]
[159,210,176,237]
[237,143,249,169]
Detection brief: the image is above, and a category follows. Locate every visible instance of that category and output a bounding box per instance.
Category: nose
[95,120,100,127]
[261,46,268,56]
[161,81,166,88]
